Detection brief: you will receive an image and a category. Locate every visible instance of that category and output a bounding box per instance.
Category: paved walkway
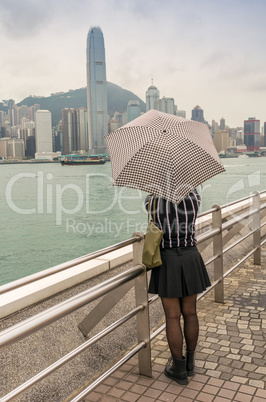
[83,252,266,402]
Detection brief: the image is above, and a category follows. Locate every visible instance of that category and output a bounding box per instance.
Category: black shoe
[164,356,188,385]
[186,350,195,376]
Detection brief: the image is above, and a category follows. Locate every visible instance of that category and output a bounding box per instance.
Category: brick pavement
[83,253,266,402]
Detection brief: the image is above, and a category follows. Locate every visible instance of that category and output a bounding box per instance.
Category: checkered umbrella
[105,109,225,204]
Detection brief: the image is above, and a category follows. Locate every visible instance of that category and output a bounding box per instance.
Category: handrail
[0,265,144,350]
[197,206,218,218]
[222,207,258,231]
[0,305,144,402]
[223,229,256,255]
[1,190,266,402]
[1,194,261,296]
[220,193,255,209]
[69,342,147,402]
[0,235,142,295]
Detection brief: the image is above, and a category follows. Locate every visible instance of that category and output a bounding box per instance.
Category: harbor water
[1,157,266,285]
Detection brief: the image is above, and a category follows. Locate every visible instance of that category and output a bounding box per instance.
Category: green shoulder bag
[142,198,163,268]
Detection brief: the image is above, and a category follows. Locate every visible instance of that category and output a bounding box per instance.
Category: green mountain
[17,82,146,126]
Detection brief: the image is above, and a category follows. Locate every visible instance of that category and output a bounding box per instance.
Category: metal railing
[1,191,266,401]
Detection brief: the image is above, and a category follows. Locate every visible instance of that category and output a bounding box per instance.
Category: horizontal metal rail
[220,193,255,210]
[260,202,266,211]
[223,229,256,255]
[197,227,220,244]
[69,341,146,402]
[197,206,218,218]
[205,253,220,266]
[0,305,144,402]
[222,207,258,231]
[0,265,144,350]
[223,247,258,279]
[261,236,266,246]
[0,235,142,295]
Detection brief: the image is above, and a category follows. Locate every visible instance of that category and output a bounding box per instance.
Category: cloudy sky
[0,0,266,127]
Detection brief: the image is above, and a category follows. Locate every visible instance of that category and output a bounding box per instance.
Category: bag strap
[148,197,157,224]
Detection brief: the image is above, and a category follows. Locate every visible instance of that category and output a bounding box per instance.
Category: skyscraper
[213,130,229,153]
[35,110,53,153]
[191,105,204,123]
[62,108,88,154]
[244,118,260,151]
[86,26,108,154]
[220,117,225,130]
[154,97,176,115]
[2,99,15,126]
[146,82,160,112]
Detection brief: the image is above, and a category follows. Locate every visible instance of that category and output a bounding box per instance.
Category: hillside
[17,82,146,126]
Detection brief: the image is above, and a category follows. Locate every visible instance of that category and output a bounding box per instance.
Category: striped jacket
[145,190,201,248]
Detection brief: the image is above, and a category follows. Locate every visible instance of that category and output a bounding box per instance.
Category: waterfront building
[35,110,53,154]
[77,108,88,151]
[62,109,71,155]
[62,108,88,155]
[86,26,108,154]
[213,130,229,153]
[26,136,36,158]
[54,131,63,154]
[0,137,25,159]
[146,82,160,111]
[244,118,260,151]
[191,105,204,122]
[35,151,61,160]
[127,100,141,123]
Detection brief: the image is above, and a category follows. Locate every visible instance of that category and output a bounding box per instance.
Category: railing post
[252,192,261,265]
[132,232,152,377]
[212,205,224,303]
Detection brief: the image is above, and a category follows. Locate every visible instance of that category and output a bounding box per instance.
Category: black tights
[161,295,198,359]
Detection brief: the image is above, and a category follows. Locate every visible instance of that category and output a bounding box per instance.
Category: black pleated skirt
[148,247,211,298]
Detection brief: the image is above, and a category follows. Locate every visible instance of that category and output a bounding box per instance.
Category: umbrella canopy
[105,109,225,204]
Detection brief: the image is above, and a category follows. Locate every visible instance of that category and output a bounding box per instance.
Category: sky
[0,0,266,128]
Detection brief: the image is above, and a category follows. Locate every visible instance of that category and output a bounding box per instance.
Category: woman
[145,189,211,385]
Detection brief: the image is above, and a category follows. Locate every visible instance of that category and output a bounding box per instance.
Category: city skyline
[1,0,266,128]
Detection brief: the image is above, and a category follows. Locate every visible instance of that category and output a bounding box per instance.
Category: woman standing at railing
[145,189,211,385]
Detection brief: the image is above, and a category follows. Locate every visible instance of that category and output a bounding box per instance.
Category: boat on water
[61,156,106,166]
[219,154,238,158]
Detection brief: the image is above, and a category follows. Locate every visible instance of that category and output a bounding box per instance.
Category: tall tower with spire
[145,80,160,112]
[86,26,108,154]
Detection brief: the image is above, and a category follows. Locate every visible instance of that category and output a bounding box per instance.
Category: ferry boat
[61,156,106,166]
